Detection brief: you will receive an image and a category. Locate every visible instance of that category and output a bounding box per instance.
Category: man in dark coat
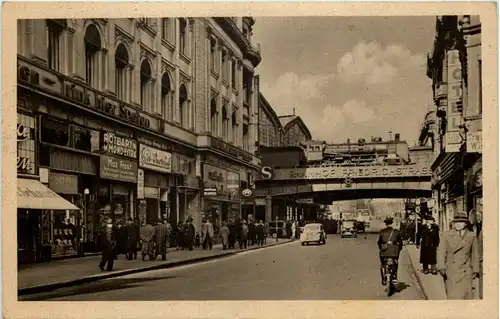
[186,218,196,251]
[417,216,440,274]
[126,218,139,260]
[255,220,265,246]
[99,218,116,271]
[248,221,255,246]
[154,220,169,260]
[228,220,236,249]
[377,217,403,285]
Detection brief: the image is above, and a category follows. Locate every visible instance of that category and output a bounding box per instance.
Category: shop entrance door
[18,209,41,263]
[221,203,229,222]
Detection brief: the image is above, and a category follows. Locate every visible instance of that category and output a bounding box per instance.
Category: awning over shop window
[17,178,79,210]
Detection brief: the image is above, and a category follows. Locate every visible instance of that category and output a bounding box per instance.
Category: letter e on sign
[261,166,273,180]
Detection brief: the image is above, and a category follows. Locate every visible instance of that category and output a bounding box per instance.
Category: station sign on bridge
[261,165,432,181]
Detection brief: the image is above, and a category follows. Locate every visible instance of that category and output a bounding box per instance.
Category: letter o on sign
[261,166,274,180]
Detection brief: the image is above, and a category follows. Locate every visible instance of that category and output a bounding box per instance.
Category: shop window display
[52,210,78,256]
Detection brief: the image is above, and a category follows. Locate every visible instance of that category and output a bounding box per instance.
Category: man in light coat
[202,219,214,250]
[438,211,480,299]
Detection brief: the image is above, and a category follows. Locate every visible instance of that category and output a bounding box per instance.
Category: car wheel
[272,233,277,239]
[301,242,305,246]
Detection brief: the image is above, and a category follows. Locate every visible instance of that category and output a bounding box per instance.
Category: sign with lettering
[137,169,145,199]
[17,59,154,130]
[210,137,253,162]
[204,187,218,196]
[259,165,432,181]
[139,144,172,173]
[17,113,37,175]
[467,131,482,153]
[203,164,229,196]
[446,50,463,153]
[100,155,137,183]
[101,132,137,159]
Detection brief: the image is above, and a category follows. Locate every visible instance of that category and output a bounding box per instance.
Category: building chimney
[395,133,400,142]
[293,108,295,116]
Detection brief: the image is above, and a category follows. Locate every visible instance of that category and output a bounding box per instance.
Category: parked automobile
[300,223,327,245]
[341,220,357,238]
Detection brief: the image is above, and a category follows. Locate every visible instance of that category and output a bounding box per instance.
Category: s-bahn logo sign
[262,165,432,181]
[261,166,274,180]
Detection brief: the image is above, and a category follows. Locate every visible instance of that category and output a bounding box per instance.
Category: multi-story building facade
[425,15,482,233]
[16,17,261,262]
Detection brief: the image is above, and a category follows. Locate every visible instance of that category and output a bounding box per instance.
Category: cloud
[260,41,430,144]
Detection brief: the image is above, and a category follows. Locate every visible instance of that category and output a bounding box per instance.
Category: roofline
[258,93,282,128]
[282,116,312,140]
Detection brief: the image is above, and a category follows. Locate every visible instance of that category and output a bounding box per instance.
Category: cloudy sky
[254,16,436,145]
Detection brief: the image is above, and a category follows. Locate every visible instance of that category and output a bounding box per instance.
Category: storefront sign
[261,166,274,180]
[296,198,313,204]
[17,59,153,130]
[101,132,137,159]
[446,50,463,153]
[241,188,254,198]
[204,187,218,196]
[100,155,137,183]
[48,172,79,195]
[144,186,160,199]
[467,131,482,153]
[137,169,145,199]
[139,144,172,173]
[261,165,432,181]
[204,164,228,196]
[17,113,36,175]
[210,137,253,162]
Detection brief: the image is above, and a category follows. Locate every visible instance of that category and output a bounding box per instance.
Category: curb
[404,246,429,300]
[18,239,294,296]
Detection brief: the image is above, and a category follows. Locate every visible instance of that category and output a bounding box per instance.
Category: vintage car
[300,223,327,245]
[268,220,286,238]
[341,220,358,238]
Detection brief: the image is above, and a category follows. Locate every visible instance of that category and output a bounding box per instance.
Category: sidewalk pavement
[404,245,447,300]
[19,238,293,295]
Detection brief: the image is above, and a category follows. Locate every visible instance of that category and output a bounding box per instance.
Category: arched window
[231,111,238,144]
[210,99,217,135]
[179,84,188,127]
[84,24,102,87]
[140,59,152,111]
[115,43,129,101]
[161,72,173,121]
[221,105,229,140]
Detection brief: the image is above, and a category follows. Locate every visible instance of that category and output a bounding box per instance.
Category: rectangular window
[179,19,187,55]
[243,124,249,152]
[41,117,70,147]
[210,39,217,71]
[115,67,125,101]
[222,54,228,82]
[161,18,169,41]
[231,59,237,88]
[47,20,62,71]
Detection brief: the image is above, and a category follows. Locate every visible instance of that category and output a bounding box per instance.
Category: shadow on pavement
[394,281,411,294]
[19,275,178,301]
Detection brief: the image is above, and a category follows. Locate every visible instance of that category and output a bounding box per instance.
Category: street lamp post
[276,216,279,242]
[83,188,90,255]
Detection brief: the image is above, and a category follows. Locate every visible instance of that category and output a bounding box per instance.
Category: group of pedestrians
[219,219,268,250]
[401,211,483,300]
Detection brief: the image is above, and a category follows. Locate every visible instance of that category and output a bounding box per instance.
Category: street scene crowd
[97,216,303,272]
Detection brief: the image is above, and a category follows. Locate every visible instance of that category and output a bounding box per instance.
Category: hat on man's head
[425,215,435,221]
[452,211,469,223]
[384,217,394,225]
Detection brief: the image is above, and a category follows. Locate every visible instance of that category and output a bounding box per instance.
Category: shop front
[202,163,241,231]
[138,143,172,225]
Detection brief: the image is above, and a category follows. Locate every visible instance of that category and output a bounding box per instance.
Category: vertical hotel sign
[445,50,463,153]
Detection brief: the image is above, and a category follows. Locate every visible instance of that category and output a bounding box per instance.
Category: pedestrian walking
[291,220,296,240]
[186,218,196,251]
[202,219,214,250]
[417,216,440,274]
[240,220,249,249]
[264,221,270,244]
[220,221,230,250]
[176,221,184,250]
[114,221,128,259]
[140,221,155,261]
[154,220,169,260]
[99,218,116,271]
[256,220,265,246]
[126,218,139,260]
[228,220,236,249]
[438,211,480,300]
[248,221,255,246]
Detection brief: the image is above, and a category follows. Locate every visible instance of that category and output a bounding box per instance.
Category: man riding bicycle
[377,217,403,285]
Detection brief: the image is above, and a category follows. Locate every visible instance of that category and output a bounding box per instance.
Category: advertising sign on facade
[101,132,137,159]
[17,113,37,175]
[139,144,172,173]
[446,49,463,153]
[467,131,482,153]
[260,165,432,181]
[100,155,137,183]
[137,169,145,199]
[203,164,238,198]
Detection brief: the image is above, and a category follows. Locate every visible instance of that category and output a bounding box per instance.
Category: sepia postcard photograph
[2,2,498,319]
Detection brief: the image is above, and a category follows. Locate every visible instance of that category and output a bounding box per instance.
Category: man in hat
[417,215,440,274]
[377,217,403,285]
[438,211,480,299]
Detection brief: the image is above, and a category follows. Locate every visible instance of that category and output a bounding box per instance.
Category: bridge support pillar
[265,196,272,223]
